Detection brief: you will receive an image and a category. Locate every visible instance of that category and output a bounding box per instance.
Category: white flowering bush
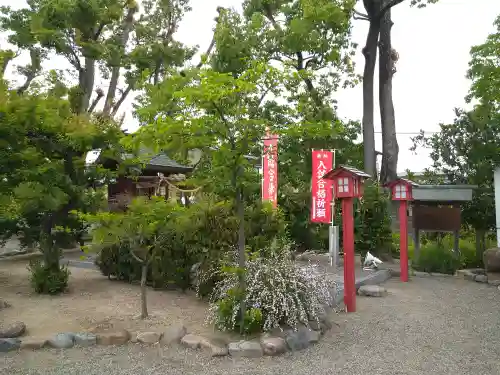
[207,247,338,334]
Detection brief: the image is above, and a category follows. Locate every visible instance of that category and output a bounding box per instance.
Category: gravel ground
[3,276,500,375]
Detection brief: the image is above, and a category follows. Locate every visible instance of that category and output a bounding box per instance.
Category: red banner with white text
[310,150,334,223]
[262,134,279,208]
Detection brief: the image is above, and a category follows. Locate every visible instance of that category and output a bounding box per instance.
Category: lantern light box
[386,178,418,201]
[323,165,371,199]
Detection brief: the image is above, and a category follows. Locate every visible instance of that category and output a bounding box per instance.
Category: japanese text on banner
[262,134,278,208]
[310,150,333,223]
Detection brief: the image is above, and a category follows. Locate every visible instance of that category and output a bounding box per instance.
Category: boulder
[180,334,204,349]
[260,336,287,356]
[228,340,263,358]
[284,325,320,352]
[357,285,388,297]
[0,338,21,352]
[137,331,162,344]
[483,248,500,273]
[475,274,488,283]
[199,338,229,357]
[74,332,97,347]
[0,322,26,338]
[160,324,187,346]
[96,329,130,346]
[47,333,75,349]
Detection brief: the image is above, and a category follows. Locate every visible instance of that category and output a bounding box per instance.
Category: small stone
[96,329,130,346]
[160,324,187,346]
[130,332,138,343]
[0,321,26,338]
[357,285,388,297]
[229,340,263,358]
[137,331,162,344]
[47,333,75,349]
[0,338,21,352]
[474,274,488,283]
[0,299,11,310]
[74,332,97,347]
[260,336,287,356]
[180,334,204,349]
[20,338,47,350]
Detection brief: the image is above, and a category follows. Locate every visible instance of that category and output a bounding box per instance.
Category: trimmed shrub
[94,198,290,294]
[412,243,461,275]
[28,259,70,295]
[207,245,336,334]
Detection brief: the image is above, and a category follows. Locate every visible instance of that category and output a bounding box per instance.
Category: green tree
[0,75,121,293]
[83,197,175,319]
[412,15,500,259]
[353,0,438,182]
[130,60,291,330]
[0,0,194,115]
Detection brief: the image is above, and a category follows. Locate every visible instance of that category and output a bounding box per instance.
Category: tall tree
[412,15,500,259]
[354,0,438,181]
[0,76,122,293]
[0,0,194,116]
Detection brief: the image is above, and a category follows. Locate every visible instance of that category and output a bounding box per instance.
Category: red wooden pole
[399,200,409,282]
[342,197,356,312]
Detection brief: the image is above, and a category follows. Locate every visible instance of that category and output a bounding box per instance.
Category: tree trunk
[140,262,148,319]
[378,9,399,184]
[41,215,60,271]
[103,6,137,116]
[361,18,380,178]
[78,58,96,113]
[236,164,246,334]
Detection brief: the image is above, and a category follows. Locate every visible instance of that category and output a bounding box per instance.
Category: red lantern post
[323,166,370,313]
[385,178,418,282]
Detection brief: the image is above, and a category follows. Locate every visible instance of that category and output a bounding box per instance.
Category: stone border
[333,269,392,306]
[455,268,500,286]
[0,316,336,357]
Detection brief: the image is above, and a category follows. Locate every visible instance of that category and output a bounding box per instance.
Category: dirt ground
[0,260,224,340]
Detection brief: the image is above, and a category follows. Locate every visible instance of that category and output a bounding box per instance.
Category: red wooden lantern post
[385,178,418,282]
[323,166,370,313]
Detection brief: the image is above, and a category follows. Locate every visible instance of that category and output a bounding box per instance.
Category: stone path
[4,276,500,375]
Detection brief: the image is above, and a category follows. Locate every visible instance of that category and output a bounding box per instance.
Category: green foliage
[208,246,336,334]
[0,79,121,293]
[412,243,461,275]
[28,259,70,295]
[355,182,393,258]
[92,197,290,294]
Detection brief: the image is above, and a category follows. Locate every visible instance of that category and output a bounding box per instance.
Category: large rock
[96,329,130,346]
[484,248,500,273]
[199,338,229,357]
[0,338,21,352]
[47,333,75,349]
[160,324,187,346]
[0,322,26,338]
[357,285,388,297]
[260,336,287,356]
[20,338,47,350]
[180,334,205,349]
[137,331,162,344]
[228,340,263,358]
[284,325,320,352]
[74,332,97,347]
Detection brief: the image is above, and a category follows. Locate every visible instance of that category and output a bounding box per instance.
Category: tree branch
[17,48,42,95]
[377,0,406,19]
[353,9,370,21]
[111,83,133,117]
[88,88,104,113]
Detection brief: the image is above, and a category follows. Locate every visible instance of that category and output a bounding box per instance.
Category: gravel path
[3,276,500,375]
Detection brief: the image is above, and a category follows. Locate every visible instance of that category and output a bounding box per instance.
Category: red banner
[262,134,279,208]
[311,150,334,223]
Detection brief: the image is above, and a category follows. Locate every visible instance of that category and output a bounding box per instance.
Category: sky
[2,0,500,172]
